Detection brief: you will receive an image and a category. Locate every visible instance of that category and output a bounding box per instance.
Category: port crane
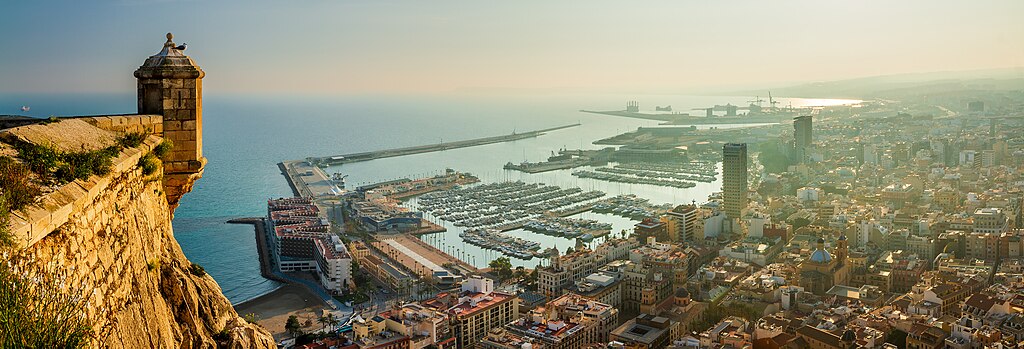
[747,96,764,107]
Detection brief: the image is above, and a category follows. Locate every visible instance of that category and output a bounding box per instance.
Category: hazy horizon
[2,0,1022,95]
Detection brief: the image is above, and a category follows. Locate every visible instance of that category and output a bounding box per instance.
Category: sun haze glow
[1,0,1022,94]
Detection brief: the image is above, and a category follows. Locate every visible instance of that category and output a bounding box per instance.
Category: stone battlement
[78,114,164,134]
[2,121,162,249]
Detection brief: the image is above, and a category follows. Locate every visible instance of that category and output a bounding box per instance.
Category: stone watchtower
[135,33,206,210]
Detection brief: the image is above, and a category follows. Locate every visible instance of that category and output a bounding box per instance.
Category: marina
[591,194,672,220]
[522,216,613,240]
[414,181,606,231]
[459,229,545,260]
[572,169,699,188]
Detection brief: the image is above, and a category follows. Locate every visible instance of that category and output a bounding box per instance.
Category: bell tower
[135,33,206,210]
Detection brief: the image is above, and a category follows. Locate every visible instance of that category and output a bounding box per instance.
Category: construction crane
[768,91,779,110]
[747,96,764,107]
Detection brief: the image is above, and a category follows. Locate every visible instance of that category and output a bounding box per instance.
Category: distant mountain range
[736,67,1024,99]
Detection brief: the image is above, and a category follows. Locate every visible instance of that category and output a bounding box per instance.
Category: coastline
[233,284,329,341]
[231,284,285,308]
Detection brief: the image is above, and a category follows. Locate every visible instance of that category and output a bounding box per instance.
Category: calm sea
[1,92,854,303]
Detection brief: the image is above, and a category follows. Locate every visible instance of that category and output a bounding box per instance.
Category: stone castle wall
[79,114,164,135]
[3,119,274,348]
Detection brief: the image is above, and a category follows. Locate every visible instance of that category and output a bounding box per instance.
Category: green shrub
[138,154,159,176]
[13,142,120,184]
[14,142,62,176]
[0,254,93,347]
[146,258,161,271]
[243,313,260,324]
[117,131,147,149]
[0,157,42,211]
[153,140,173,159]
[189,263,206,277]
[212,329,231,341]
[56,150,115,182]
[0,198,11,248]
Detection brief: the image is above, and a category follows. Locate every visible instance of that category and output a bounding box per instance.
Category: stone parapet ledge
[77,114,163,135]
[6,135,163,250]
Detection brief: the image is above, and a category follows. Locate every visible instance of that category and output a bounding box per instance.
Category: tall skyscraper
[793,115,813,163]
[722,143,748,222]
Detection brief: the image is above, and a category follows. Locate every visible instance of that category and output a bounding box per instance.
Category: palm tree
[317,315,328,333]
[417,277,431,300]
[327,313,339,331]
[325,313,337,332]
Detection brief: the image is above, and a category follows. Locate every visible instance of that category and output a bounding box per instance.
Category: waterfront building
[594,238,640,265]
[447,276,519,349]
[722,143,748,226]
[370,238,460,286]
[350,190,425,232]
[634,218,669,242]
[537,246,600,297]
[267,197,352,294]
[663,204,703,243]
[350,241,415,291]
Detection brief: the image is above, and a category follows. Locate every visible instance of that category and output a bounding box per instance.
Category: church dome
[809,249,833,263]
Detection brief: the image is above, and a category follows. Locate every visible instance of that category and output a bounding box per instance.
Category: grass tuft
[0,254,94,347]
[153,140,173,159]
[189,263,206,277]
[138,154,159,176]
[117,131,147,149]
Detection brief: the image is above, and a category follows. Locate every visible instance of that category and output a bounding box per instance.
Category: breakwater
[309,123,581,166]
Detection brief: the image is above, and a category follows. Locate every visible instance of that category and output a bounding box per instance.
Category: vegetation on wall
[189,262,206,277]
[0,157,43,247]
[11,141,120,184]
[138,153,159,176]
[0,254,94,348]
[0,130,156,347]
[153,139,173,159]
[117,131,147,149]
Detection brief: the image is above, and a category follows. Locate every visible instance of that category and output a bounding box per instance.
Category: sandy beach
[234,284,329,341]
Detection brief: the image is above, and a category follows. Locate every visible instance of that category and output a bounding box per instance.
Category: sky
[1,0,1023,95]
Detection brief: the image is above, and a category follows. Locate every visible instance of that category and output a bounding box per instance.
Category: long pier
[311,123,580,166]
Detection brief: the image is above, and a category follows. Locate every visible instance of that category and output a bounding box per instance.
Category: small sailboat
[20,106,30,112]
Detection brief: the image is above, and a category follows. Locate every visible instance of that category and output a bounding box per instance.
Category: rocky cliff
[1,119,275,348]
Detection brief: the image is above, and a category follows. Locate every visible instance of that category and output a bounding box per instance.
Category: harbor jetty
[307,123,581,166]
[227,217,289,284]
